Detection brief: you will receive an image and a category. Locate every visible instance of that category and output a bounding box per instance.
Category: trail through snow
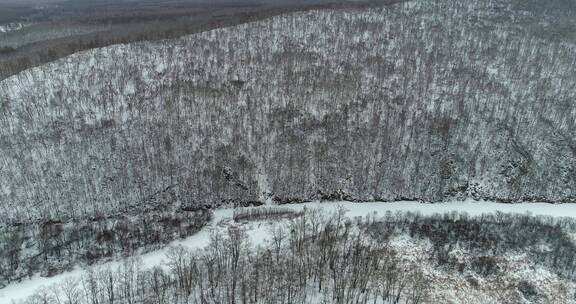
[2,199,576,303]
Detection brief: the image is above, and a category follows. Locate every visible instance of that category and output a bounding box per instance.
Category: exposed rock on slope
[0,0,575,224]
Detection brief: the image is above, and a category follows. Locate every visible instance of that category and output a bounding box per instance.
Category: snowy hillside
[0,0,575,226]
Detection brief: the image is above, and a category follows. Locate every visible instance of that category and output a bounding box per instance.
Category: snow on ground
[0,23,25,33]
[386,234,576,304]
[2,199,576,303]
[570,233,576,245]
[283,199,576,219]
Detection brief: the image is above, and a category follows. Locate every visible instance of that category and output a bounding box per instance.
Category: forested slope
[1,0,575,226]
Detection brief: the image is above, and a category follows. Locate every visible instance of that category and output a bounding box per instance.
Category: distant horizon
[0,0,376,25]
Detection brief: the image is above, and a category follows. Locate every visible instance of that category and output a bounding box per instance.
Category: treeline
[0,7,272,80]
[22,208,576,304]
[233,206,303,222]
[0,209,211,289]
[0,0,403,81]
[0,46,16,55]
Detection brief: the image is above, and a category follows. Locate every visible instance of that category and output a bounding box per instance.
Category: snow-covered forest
[13,205,576,304]
[0,207,211,287]
[0,0,575,302]
[1,0,575,226]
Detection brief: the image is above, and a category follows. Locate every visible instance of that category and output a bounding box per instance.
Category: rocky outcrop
[0,0,575,224]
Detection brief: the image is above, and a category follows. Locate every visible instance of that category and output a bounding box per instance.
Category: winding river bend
[2,200,576,303]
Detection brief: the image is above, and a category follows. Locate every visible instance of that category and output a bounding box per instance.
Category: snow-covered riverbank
[2,200,575,303]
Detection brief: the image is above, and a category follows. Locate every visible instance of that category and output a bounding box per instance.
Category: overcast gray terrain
[1,0,575,227]
[0,0,403,81]
[0,1,576,301]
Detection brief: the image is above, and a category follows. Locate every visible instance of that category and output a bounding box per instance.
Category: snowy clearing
[1,199,576,303]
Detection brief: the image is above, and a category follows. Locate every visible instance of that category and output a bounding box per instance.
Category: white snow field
[2,199,576,303]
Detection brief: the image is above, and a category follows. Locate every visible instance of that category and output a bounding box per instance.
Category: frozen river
[2,199,576,303]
